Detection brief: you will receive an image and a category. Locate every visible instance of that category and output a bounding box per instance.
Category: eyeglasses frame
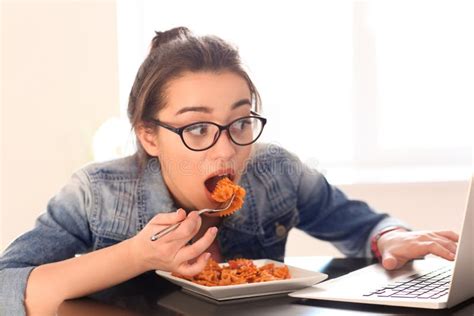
[147,110,267,151]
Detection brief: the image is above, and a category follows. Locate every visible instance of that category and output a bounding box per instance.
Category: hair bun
[151,27,191,51]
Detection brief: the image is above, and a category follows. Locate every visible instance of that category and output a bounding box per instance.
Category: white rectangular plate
[155,259,327,301]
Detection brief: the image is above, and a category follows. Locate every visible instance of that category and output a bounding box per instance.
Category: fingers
[412,241,456,261]
[176,252,212,277]
[379,230,459,271]
[175,227,218,263]
[430,236,457,254]
[417,231,458,257]
[161,211,202,247]
[149,209,186,225]
[381,252,398,270]
[174,211,202,239]
[434,230,459,242]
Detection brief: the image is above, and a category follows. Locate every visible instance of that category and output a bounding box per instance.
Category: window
[370,2,474,155]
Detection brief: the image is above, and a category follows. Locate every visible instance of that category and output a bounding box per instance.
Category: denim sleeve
[292,156,408,257]
[0,170,92,315]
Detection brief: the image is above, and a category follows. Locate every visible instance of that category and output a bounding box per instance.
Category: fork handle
[198,208,212,215]
[150,222,182,241]
[149,209,214,241]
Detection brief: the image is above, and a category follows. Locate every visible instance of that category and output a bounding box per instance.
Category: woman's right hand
[129,209,217,276]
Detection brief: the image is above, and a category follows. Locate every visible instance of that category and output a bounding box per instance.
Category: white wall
[1,0,119,251]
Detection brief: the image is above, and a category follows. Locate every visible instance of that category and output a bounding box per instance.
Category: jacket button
[275,224,287,237]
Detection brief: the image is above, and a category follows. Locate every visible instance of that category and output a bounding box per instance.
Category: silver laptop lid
[446,175,474,308]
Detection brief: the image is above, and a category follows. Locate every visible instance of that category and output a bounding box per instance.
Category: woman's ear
[136,124,160,157]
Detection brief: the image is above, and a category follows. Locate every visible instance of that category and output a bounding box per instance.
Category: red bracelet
[370,226,404,262]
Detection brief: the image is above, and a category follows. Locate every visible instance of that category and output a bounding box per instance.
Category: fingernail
[450,252,456,259]
[209,227,218,235]
[204,252,211,261]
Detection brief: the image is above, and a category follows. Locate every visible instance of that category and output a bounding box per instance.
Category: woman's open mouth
[204,172,235,194]
[202,171,246,217]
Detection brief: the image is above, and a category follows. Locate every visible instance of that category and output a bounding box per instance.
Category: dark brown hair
[128,27,261,161]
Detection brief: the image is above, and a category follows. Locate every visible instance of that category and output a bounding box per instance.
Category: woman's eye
[234,119,252,131]
[185,124,209,136]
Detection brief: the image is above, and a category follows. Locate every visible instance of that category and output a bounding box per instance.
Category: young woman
[0,27,458,315]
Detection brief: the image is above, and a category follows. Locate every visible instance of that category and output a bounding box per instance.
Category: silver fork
[150,193,236,241]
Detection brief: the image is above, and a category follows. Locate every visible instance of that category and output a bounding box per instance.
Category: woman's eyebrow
[232,98,252,109]
[175,98,251,115]
[175,106,211,115]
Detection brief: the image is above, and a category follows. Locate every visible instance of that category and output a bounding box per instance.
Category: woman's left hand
[377,229,459,270]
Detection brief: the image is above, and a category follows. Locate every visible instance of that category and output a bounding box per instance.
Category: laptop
[290,175,474,309]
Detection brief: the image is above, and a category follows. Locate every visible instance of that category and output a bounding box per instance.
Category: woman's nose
[209,130,236,159]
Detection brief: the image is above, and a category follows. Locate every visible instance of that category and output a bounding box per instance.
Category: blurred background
[1,0,473,256]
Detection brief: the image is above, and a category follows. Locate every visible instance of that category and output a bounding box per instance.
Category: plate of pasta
[155,258,327,301]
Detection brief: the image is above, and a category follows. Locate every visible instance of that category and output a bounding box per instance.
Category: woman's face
[143,71,253,211]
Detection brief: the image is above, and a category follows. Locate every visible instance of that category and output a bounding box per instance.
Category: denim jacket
[0,144,405,315]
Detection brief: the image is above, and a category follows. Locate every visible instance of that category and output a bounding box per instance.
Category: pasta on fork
[209,177,246,217]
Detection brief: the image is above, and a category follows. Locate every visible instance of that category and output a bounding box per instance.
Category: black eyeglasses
[148,111,267,151]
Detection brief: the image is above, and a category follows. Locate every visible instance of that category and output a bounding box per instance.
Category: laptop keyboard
[363,266,452,299]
